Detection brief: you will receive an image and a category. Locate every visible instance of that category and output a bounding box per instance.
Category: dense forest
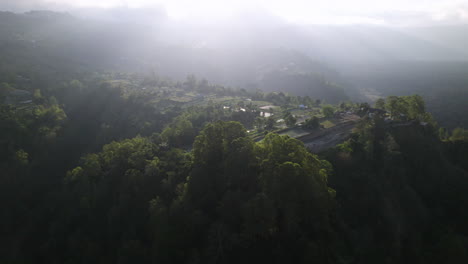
[1,9,468,264]
[1,66,467,263]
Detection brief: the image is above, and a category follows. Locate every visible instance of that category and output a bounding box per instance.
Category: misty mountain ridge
[1,9,468,124]
[3,9,468,65]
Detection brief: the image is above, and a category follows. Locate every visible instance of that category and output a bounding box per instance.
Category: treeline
[63,123,336,263]
[1,71,335,262]
[2,121,337,263]
[324,112,468,263]
[374,94,466,141]
[260,71,348,104]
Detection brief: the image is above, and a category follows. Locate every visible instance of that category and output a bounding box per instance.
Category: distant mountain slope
[276,25,468,63]
[336,60,468,128]
[402,24,468,58]
[0,11,351,103]
[1,10,467,112]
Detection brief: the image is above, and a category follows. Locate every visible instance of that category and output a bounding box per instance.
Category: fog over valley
[1,3,468,127]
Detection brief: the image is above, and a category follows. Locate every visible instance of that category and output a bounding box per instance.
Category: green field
[320,120,336,128]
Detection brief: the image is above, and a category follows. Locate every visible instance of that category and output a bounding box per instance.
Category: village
[2,77,429,154]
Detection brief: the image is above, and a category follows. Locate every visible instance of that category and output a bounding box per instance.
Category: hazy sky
[2,0,468,26]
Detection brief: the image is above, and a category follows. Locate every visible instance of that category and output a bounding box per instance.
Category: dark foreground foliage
[0,67,467,263]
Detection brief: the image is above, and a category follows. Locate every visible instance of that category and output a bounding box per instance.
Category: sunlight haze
[3,0,468,25]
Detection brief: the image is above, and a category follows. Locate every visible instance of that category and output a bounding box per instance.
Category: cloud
[0,0,73,12]
[1,0,468,26]
[367,3,468,26]
[431,3,468,24]
[1,0,43,11]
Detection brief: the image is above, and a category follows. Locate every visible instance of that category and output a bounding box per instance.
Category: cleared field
[320,120,336,128]
[251,101,273,107]
[278,128,310,138]
[169,96,193,103]
[259,105,279,110]
[303,121,357,153]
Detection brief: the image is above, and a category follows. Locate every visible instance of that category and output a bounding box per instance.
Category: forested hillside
[1,64,467,263]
